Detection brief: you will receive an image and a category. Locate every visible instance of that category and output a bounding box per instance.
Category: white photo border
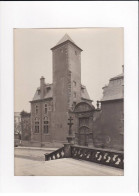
[0,1,138,193]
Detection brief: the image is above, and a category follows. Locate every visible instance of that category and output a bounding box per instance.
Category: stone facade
[30,34,92,147]
[93,71,124,151]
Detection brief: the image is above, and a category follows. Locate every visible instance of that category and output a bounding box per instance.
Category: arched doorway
[73,101,95,147]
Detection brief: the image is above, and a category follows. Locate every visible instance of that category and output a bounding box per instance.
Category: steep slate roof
[32,84,53,101]
[101,73,124,102]
[110,73,123,81]
[56,33,75,46]
[51,33,83,51]
[32,83,91,102]
[81,84,91,101]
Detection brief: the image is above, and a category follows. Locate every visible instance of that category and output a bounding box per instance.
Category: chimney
[40,76,45,99]
[96,100,101,110]
[122,65,124,73]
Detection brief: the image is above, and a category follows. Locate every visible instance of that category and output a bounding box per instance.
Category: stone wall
[31,99,53,143]
[93,99,124,151]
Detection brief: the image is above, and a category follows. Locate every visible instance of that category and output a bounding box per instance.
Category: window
[35,118,39,133]
[74,92,76,98]
[44,117,49,134]
[35,105,38,114]
[73,81,76,87]
[44,104,47,114]
[48,106,51,111]
[75,51,77,55]
[46,86,51,92]
[38,90,40,95]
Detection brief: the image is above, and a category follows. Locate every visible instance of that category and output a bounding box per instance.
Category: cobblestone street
[14,147,124,176]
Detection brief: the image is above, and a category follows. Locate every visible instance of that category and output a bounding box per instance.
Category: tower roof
[51,33,83,51]
[56,33,75,46]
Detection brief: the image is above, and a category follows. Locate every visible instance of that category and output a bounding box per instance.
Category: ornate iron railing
[44,147,65,161]
[71,146,124,169]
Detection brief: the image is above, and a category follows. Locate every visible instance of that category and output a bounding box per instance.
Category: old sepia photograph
[14,28,124,176]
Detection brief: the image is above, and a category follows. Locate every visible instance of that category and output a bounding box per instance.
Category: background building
[20,111,31,141]
[14,112,21,146]
[93,67,124,151]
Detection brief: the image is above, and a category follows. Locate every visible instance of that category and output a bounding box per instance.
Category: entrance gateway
[73,101,95,147]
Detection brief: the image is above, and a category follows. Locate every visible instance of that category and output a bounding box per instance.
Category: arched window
[44,104,47,114]
[34,117,39,133]
[44,117,49,134]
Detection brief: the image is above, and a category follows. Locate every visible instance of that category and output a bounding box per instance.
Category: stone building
[93,68,124,151]
[30,34,93,147]
[14,112,21,137]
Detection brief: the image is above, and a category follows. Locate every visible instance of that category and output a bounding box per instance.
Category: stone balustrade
[44,147,65,161]
[71,146,124,169]
[44,144,124,169]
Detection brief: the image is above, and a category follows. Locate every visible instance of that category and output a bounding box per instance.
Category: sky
[14,28,124,112]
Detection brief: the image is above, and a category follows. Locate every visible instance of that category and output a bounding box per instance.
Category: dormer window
[46,86,51,92]
[38,89,40,95]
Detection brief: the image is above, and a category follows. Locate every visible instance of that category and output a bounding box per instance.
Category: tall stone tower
[51,34,83,145]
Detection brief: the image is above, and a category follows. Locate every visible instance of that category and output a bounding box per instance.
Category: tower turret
[51,34,83,142]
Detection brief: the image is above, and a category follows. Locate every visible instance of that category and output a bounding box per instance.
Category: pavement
[14,147,124,176]
[16,146,58,152]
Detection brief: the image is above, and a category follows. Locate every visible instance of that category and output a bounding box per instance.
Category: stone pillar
[63,116,75,158]
[64,143,72,158]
